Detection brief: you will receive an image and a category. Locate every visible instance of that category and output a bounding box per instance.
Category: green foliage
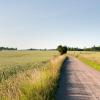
[57,45,67,55]
[0,47,17,51]
[67,45,100,51]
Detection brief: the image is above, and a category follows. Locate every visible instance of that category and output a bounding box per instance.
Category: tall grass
[77,56,100,71]
[0,61,48,82]
[68,51,100,71]
[0,51,58,82]
[0,51,66,100]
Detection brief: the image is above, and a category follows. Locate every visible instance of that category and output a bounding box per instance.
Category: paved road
[56,57,100,100]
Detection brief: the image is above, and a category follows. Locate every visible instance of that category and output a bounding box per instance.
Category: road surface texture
[56,57,100,100]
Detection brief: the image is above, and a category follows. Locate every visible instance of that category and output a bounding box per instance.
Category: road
[56,57,100,100]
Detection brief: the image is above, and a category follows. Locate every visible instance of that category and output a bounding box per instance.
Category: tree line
[57,45,100,55]
[67,45,100,51]
[0,47,17,51]
[0,45,100,51]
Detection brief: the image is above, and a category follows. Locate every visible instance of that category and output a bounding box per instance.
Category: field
[0,50,66,100]
[68,51,100,70]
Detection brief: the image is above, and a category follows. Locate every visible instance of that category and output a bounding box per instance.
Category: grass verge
[76,55,100,71]
[0,55,66,100]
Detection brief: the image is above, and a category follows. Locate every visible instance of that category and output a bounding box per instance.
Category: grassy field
[0,50,66,100]
[0,51,58,82]
[68,51,100,70]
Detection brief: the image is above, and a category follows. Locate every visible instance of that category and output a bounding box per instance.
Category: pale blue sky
[0,0,100,49]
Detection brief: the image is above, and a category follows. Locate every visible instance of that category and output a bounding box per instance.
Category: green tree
[57,45,67,55]
[62,46,67,54]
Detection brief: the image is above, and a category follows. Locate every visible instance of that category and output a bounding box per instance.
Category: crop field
[0,50,66,100]
[68,51,100,70]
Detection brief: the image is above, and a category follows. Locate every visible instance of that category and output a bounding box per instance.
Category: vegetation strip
[0,54,66,100]
[68,51,100,71]
[77,56,100,71]
[0,61,48,82]
[0,51,58,82]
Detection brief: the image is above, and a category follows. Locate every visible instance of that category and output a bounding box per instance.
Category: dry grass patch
[0,51,66,100]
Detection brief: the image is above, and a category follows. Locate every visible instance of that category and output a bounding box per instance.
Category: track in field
[56,57,100,100]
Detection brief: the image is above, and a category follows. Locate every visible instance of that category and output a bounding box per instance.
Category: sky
[0,0,100,49]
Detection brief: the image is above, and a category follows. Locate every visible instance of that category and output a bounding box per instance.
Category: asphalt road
[56,57,100,100]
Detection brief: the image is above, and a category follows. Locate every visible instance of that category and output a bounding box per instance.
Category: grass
[0,51,57,82]
[78,56,100,70]
[0,50,66,100]
[68,51,100,71]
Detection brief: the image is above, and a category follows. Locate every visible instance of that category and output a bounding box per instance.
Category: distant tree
[0,47,17,51]
[44,48,47,51]
[57,45,63,54]
[92,45,96,51]
[62,46,67,54]
[57,45,67,55]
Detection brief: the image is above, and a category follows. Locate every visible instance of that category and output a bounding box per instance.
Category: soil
[56,56,100,100]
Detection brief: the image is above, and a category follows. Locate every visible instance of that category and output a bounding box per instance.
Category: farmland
[68,51,100,70]
[0,50,100,100]
[0,50,66,100]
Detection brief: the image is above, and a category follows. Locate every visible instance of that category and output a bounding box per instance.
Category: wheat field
[0,50,66,100]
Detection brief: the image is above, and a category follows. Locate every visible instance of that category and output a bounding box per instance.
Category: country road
[56,57,100,100]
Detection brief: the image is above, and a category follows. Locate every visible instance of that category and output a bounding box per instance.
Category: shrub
[57,45,67,55]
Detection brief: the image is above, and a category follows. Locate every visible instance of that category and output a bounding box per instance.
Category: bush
[57,45,67,55]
